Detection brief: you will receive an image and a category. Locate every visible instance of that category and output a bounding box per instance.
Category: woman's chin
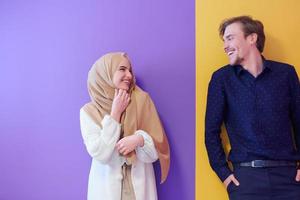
[117,86,129,91]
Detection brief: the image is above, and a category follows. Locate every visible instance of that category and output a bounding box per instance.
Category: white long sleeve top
[80,108,159,200]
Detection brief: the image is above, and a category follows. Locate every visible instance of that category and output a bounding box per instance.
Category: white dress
[80,108,159,200]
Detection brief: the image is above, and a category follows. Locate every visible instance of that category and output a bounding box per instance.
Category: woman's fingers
[116,138,134,155]
[116,140,125,151]
[117,89,130,107]
[117,144,129,155]
[120,89,127,101]
[114,89,118,98]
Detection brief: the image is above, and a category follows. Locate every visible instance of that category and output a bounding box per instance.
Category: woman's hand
[110,89,130,122]
[116,135,144,156]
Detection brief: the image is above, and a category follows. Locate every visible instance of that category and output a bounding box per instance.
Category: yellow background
[196,0,300,199]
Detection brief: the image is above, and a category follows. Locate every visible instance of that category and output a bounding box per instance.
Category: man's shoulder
[212,64,232,78]
[266,60,294,72]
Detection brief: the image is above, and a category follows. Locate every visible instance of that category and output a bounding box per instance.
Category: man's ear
[248,33,258,45]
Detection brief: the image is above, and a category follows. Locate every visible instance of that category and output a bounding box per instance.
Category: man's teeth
[228,51,234,56]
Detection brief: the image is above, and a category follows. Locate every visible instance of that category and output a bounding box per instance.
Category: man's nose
[223,41,229,52]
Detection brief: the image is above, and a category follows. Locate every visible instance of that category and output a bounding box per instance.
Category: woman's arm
[115,130,158,163]
[80,108,121,163]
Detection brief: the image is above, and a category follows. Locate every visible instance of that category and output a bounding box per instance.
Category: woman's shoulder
[79,104,102,129]
[79,105,91,121]
[134,86,151,100]
[80,103,98,112]
[79,103,98,120]
[80,103,90,115]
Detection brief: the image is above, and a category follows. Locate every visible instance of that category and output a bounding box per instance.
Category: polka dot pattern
[205,60,300,181]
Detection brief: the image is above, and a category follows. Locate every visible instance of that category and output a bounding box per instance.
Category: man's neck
[241,50,263,78]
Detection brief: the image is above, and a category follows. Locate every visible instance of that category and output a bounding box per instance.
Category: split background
[1,0,300,199]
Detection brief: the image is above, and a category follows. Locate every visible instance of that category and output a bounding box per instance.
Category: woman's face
[112,57,133,91]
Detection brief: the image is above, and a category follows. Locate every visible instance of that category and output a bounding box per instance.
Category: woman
[80,52,170,200]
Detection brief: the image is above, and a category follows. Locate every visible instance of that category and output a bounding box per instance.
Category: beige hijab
[82,52,170,183]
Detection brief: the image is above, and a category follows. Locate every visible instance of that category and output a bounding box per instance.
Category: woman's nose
[126,70,132,79]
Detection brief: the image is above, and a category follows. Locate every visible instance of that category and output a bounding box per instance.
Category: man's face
[223,22,253,66]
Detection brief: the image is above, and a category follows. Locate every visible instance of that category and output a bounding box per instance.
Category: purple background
[0,0,195,199]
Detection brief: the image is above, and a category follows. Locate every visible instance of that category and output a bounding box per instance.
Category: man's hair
[219,16,265,53]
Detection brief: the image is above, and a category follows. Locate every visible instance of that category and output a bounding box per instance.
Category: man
[205,16,300,200]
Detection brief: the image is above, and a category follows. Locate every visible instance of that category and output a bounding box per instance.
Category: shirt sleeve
[205,72,232,182]
[135,130,158,163]
[288,67,300,160]
[80,108,121,163]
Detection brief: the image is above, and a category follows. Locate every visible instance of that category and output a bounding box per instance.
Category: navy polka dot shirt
[205,59,300,181]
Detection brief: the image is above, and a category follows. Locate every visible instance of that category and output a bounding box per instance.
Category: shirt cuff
[101,115,121,144]
[135,130,152,148]
[102,115,121,126]
[215,166,233,182]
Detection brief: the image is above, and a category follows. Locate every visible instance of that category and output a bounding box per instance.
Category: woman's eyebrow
[119,65,130,69]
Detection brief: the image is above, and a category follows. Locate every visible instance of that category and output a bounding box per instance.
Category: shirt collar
[234,56,272,76]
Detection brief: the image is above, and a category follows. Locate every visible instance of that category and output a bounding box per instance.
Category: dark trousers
[227,166,300,200]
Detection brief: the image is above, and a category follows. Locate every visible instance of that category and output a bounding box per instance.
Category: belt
[238,160,297,168]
